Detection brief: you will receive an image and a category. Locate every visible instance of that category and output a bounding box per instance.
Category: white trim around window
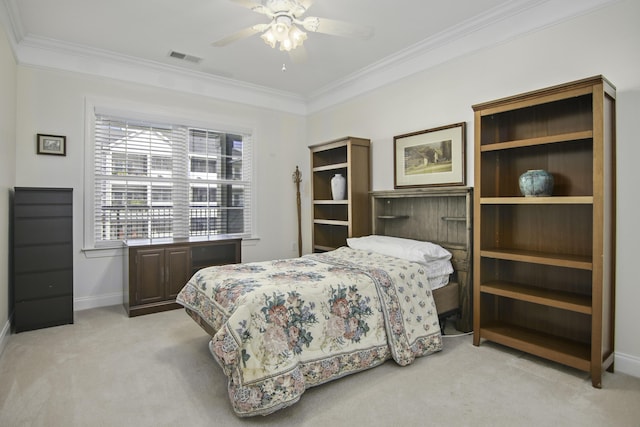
[83,96,259,251]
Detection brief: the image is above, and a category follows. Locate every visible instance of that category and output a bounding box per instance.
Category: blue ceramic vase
[519,169,554,197]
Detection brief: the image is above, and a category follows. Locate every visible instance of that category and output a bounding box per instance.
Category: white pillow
[346,235,451,263]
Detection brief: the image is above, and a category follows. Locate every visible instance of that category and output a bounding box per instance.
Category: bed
[370,187,473,332]
[176,187,472,417]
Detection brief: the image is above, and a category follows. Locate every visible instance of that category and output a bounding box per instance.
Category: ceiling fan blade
[291,0,314,18]
[302,17,374,40]
[212,24,269,47]
[228,0,272,16]
[298,0,315,11]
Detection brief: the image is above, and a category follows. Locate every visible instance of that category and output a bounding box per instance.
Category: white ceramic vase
[331,173,346,200]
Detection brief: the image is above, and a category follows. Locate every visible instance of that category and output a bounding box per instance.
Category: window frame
[83,98,258,251]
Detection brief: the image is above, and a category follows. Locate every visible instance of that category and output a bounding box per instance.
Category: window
[93,115,252,245]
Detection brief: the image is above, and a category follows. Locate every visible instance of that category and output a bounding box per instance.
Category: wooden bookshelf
[472,76,616,388]
[309,137,371,252]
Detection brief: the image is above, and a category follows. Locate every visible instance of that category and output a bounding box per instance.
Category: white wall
[307,0,640,377]
[14,67,308,310]
[0,24,17,353]
[6,0,639,378]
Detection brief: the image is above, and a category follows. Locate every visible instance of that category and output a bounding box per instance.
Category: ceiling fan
[213,0,374,53]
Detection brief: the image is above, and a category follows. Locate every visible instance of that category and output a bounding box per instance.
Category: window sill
[82,235,259,258]
[81,245,126,259]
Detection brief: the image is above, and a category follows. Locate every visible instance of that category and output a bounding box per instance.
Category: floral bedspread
[176,247,443,416]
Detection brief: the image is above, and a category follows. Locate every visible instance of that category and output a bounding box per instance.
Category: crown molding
[15,33,308,115]
[307,0,545,107]
[0,0,307,115]
[1,0,23,45]
[2,0,620,115]
[306,0,620,113]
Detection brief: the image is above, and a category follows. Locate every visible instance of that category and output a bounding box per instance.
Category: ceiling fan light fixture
[260,29,277,48]
[260,14,307,52]
[278,24,306,51]
[289,24,307,44]
[273,15,293,41]
[280,38,293,51]
[273,24,289,41]
[214,0,373,54]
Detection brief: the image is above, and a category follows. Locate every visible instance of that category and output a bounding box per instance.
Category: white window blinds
[93,114,252,245]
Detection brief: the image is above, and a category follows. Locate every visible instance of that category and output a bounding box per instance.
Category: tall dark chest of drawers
[12,187,74,332]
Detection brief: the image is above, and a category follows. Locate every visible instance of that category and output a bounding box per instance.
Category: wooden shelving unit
[309,137,371,252]
[472,76,616,387]
[371,187,473,332]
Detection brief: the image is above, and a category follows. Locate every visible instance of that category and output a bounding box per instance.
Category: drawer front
[14,269,73,301]
[14,296,73,333]
[14,217,72,245]
[14,188,72,205]
[14,203,72,219]
[14,244,73,273]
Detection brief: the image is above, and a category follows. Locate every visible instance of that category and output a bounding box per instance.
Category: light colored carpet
[1,305,639,427]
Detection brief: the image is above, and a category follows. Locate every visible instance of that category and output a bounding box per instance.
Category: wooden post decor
[292,166,302,257]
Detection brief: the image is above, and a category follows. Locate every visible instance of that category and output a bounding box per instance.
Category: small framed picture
[394,122,466,188]
[37,134,66,156]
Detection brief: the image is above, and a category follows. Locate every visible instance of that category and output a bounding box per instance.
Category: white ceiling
[1,0,618,112]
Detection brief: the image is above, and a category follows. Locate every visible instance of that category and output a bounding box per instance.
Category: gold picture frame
[394,122,465,188]
[37,134,66,156]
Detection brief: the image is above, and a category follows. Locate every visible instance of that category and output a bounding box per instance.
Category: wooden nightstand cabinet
[125,237,241,316]
[129,245,190,307]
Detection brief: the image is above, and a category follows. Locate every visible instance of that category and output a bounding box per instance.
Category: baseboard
[615,351,640,379]
[74,292,123,311]
[0,316,11,358]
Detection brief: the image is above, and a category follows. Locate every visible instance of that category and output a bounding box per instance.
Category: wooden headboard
[371,187,473,332]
